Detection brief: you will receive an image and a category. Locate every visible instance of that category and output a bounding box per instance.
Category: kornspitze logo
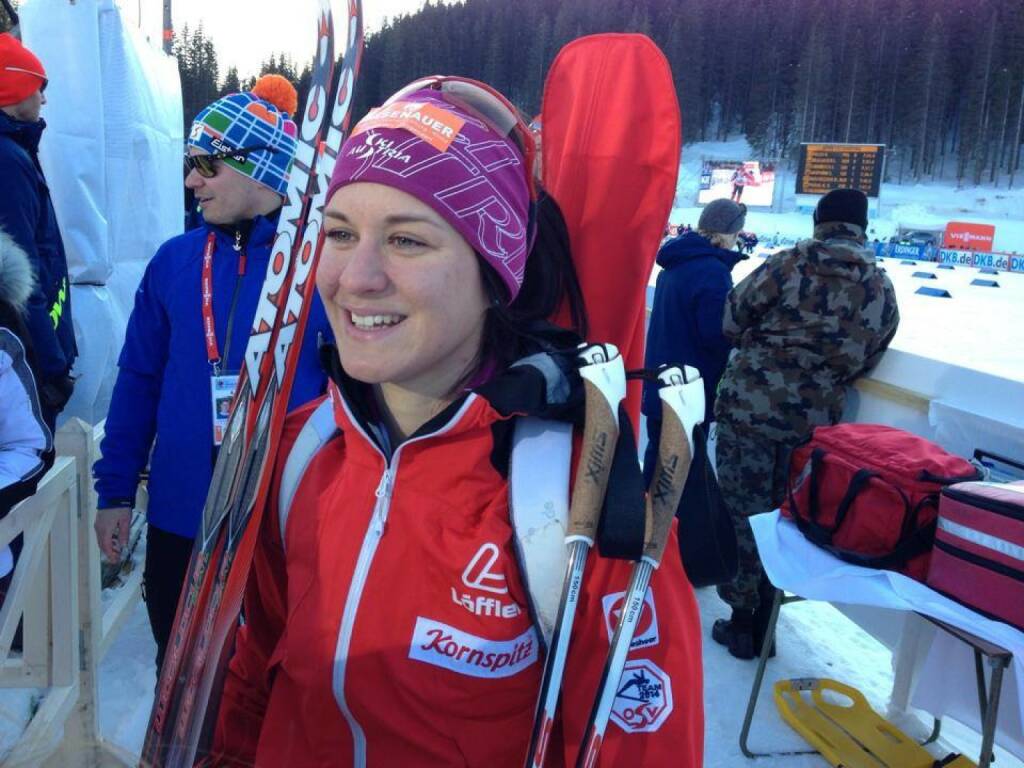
[408,617,538,678]
[610,659,673,733]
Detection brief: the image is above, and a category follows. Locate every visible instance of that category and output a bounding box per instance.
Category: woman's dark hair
[476,188,589,372]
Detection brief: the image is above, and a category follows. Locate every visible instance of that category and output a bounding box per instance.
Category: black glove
[38,373,75,414]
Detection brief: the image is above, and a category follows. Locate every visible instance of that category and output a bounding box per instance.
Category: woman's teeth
[350,312,404,330]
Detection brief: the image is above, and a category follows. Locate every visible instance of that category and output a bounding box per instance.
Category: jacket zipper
[331,393,478,767]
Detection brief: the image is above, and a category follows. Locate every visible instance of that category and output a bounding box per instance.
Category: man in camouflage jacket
[711,188,900,659]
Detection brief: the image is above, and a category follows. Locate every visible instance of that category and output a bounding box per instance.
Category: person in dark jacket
[711,189,900,659]
[92,76,331,672]
[642,198,747,485]
[0,34,77,430]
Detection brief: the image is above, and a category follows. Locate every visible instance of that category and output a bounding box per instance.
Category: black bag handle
[919,467,984,485]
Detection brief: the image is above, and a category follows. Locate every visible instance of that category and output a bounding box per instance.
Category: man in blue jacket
[92,78,331,672]
[0,34,77,429]
[642,198,747,482]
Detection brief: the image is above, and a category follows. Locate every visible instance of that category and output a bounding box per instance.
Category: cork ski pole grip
[644,365,705,566]
[567,345,626,541]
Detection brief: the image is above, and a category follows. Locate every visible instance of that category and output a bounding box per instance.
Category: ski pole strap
[595,401,645,561]
[646,365,704,566]
[567,344,625,542]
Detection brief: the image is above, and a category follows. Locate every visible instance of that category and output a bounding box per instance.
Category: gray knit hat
[698,198,746,235]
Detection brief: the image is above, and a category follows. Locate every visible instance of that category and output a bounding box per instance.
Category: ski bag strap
[510,416,571,650]
[278,398,340,549]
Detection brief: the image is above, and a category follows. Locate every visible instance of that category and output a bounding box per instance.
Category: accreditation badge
[210,374,240,446]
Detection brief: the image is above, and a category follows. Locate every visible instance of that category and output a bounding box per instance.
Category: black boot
[712,609,758,659]
[712,594,778,661]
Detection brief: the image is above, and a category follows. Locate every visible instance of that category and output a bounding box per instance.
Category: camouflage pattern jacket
[714,222,900,443]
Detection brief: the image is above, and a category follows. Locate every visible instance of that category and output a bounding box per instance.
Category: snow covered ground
[74,578,1024,766]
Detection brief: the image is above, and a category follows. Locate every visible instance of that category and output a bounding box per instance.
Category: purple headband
[327,89,531,300]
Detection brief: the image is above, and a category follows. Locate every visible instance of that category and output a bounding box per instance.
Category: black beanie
[813,188,868,230]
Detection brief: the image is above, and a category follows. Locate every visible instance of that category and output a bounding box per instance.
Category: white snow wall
[20,0,184,425]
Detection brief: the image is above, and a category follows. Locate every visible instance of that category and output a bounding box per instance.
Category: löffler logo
[610,659,674,733]
[408,617,538,678]
[602,590,659,649]
[452,543,523,618]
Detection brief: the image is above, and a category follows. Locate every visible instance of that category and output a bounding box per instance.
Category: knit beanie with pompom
[187,74,300,195]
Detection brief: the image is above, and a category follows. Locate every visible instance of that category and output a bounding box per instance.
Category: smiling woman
[211,75,705,768]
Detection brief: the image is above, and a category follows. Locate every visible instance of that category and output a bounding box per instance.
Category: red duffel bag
[780,424,982,580]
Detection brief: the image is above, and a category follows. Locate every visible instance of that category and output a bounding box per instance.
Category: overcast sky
[122,0,450,79]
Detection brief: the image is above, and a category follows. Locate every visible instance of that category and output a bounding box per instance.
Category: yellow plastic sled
[774,677,977,768]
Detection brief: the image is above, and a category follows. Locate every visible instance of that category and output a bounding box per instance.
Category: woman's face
[318,182,489,399]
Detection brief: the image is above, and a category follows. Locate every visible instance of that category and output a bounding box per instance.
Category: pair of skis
[526,357,704,768]
[140,2,363,765]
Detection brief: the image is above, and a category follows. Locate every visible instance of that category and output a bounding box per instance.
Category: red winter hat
[0,34,47,107]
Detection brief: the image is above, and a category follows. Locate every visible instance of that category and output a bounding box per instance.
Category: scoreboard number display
[796,143,885,197]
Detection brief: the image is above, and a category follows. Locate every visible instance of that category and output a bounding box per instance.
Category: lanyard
[201,231,247,371]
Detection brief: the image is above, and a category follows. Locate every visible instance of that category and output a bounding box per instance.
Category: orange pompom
[252,74,299,118]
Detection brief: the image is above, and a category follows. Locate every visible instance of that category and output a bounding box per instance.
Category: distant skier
[92,76,331,674]
[712,189,900,659]
[730,166,751,202]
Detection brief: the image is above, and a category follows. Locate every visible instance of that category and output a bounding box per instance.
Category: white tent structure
[20,0,184,425]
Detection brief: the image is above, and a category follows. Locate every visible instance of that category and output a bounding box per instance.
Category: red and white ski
[141,2,363,765]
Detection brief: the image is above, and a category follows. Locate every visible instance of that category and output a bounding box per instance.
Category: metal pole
[163,0,173,54]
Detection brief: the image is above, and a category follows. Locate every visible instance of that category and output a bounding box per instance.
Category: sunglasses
[383,76,538,200]
[184,145,272,179]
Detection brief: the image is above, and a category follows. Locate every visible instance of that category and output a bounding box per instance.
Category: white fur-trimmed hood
[0,228,35,311]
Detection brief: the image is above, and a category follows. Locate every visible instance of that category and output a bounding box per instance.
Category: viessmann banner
[943,222,996,252]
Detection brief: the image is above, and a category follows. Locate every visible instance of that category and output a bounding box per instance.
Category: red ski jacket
[214,364,704,767]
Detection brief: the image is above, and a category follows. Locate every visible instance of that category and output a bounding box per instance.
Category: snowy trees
[348,0,1024,188]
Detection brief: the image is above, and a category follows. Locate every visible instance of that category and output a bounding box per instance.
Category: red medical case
[927,480,1024,630]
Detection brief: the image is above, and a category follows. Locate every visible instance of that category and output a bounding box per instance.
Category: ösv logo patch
[610,659,673,733]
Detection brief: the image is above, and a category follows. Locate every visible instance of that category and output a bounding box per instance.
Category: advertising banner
[937,250,1014,271]
[889,243,930,261]
[943,222,996,252]
[698,160,776,207]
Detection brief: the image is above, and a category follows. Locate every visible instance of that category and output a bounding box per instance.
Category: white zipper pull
[372,468,393,536]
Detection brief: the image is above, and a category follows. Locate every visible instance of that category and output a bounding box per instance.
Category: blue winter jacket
[93,213,331,538]
[642,232,745,480]
[0,112,77,381]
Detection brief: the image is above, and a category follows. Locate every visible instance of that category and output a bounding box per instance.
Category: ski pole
[576,364,704,768]
[525,342,627,768]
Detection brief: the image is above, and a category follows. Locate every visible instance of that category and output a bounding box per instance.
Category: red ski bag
[927,481,1024,630]
[780,424,981,580]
